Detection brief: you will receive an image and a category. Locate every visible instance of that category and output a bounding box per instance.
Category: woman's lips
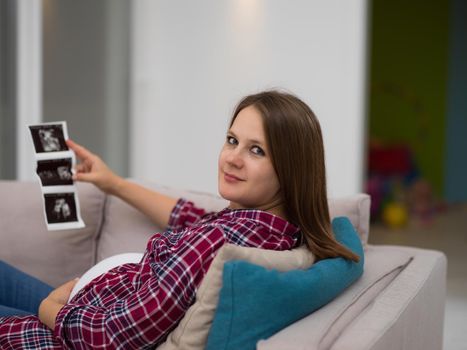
[224,172,243,183]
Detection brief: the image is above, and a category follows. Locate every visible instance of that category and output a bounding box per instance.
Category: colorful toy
[382,202,409,229]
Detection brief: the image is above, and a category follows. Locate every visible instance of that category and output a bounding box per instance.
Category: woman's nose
[225,148,243,168]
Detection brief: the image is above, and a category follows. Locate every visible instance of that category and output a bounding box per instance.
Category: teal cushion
[205,216,364,350]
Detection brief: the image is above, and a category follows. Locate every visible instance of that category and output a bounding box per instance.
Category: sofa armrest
[331,246,447,350]
[257,245,446,350]
[0,181,106,287]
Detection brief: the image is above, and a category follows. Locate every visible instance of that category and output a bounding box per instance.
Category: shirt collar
[217,207,300,237]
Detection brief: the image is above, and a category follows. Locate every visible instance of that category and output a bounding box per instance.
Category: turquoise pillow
[206,216,364,350]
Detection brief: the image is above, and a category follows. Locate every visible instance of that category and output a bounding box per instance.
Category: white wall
[131,0,368,197]
[16,0,42,180]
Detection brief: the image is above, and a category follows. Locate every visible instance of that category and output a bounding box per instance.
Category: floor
[368,203,467,350]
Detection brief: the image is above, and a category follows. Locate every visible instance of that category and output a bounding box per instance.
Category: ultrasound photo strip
[28,121,85,231]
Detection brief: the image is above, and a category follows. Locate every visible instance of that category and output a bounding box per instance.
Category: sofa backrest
[0,179,370,287]
[0,181,105,287]
[96,179,371,262]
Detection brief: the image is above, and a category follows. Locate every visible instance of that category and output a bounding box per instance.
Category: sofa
[0,180,447,349]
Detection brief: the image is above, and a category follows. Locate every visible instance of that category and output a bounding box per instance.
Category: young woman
[0,90,358,349]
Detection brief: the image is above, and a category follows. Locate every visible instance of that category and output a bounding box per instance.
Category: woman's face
[218,105,282,214]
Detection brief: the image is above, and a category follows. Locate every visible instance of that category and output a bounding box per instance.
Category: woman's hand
[38,278,79,330]
[66,139,123,195]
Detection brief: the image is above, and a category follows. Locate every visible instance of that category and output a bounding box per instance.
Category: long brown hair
[230,90,359,262]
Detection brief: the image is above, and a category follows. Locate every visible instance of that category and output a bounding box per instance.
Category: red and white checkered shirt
[0,199,300,349]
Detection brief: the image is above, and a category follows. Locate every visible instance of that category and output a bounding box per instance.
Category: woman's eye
[251,146,265,156]
[226,136,237,145]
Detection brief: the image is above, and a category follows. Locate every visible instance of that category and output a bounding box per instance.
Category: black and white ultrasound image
[44,193,78,224]
[29,124,68,153]
[37,158,73,186]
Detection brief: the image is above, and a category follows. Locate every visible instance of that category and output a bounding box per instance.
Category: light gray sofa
[0,180,447,350]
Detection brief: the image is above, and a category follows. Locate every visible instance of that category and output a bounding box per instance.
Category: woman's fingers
[66,139,94,161]
[68,139,101,174]
[66,139,118,192]
[75,163,85,173]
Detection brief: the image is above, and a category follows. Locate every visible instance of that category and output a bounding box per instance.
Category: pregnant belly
[68,252,144,301]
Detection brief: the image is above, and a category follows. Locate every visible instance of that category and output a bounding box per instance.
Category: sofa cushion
[157,244,314,350]
[0,181,105,287]
[205,217,365,350]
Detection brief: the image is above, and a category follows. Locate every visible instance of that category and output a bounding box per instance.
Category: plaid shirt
[0,199,299,349]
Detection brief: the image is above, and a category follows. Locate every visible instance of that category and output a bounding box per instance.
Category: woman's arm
[66,139,177,229]
[105,177,178,230]
[38,278,78,329]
